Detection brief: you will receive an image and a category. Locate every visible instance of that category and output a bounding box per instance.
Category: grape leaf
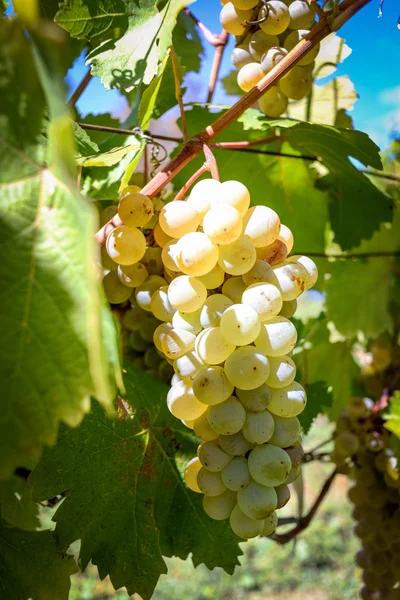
[0,475,39,531]
[0,521,77,600]
[76,138,142,167]
[77,113,122,145]
[384,391,400,438]
[173,10,205,74]
[314,33,352,80]
[30,367,242,599]
[221,70,243,97]
[71,121,100,156]
[298,381,333,434]
[87,0,193,91]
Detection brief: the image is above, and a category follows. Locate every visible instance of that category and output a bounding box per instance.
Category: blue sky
[67,0,400,150]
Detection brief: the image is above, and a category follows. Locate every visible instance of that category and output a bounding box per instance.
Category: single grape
[278,66,311,100]
[161,327,196,359]
[279,299,297,318]
[103,271,133,304]
[207,396,247,435]
[222,277,247,303]
[195,327,236,365]
[153,221,172,248]
[129,330,150,352]
[167,379,207,420]
[259,1,290,35]
[271,262,307,300]
[218,236,257,276]
[255,316,297,357]
[150,286,176,321]
[167,275,207,312]
[118,262,148,288]
[159,201,200,238]
[203,205,243,245]
[193,410,219,441]
[259,86,288,117]
[198,439,233,472]
[248,443,292,486]
[288,0,315,29]
[224,346,270,390]
[219,431,253,456]
[106,225,147,265]
[161,239,180,272]
[241,282,283,321]
[266,355,296,388]
[285,463,301,484]
[100,245,118,271]
[153,322,173,352]
[284,30,319,65]
[222,456,252,491]
[237,62,265,93]
[197,467,227,496]
[285,254,318,289]
[184,457,202,493]
[219,2,253,35]
[242,260,274,286]
[200,294,234,328]
[275,484,290,508]
[187,178,221,219]
[141,246,163,275]
[118,191,153,227]
[230,504,264,539]
[175,232,219,276]
[268,382,307,417]
[260,46,288,73]
[135,275,167,311]
[139,316,160,342]
[242,410,275,444]
[220,304,261,346]
[256,239,288,266]
[243,206,281,247]
[172,309,203,335]
[197,263,225,290]
[261,511,278,535]
[173,350,205,380]
[100,203,117,226]
[231,44,253,69]
[237,480,278,519]
[277,224,294,253]
[269,415,301,447]
[232,0,259,8]
[122,303,147,331]
[203,489,237,520]
[335,431,360,456]
[236,384,272,412]
[249,30,279,60]
[217,180,251,217]
[193,366,234,406]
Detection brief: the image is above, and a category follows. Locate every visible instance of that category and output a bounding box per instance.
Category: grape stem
[68,69,92,107]
[184,9,225,46]
[171,45,188,143]
[94,0,373,245]
[306,0,326,20]
[206,30,229,104]
[203,144,220,181]
[174,163,209,200]
[272,468,338,544]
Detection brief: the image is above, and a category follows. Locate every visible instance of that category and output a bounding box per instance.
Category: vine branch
[206,30,230,103]
[171,45,188,142]
[184,9,224,46]
[68,69,92,106]
[294,251,400,258]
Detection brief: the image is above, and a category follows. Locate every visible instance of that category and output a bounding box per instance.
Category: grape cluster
[333,397,400,600]
[220,0,318,117]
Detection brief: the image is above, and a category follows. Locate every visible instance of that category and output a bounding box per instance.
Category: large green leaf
[30,367,242,599]
[0,522,77,600]
[0,475,39,531]
[87,0,193,91]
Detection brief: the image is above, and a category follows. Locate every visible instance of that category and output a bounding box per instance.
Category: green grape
[243,205,280,248]
[248,443,291,486]
[207,396,247,435]
[218,236,257,276]
[222,276,247,304]
[219,3,253,36]
[232,0,259,8]
[241,282,283,322]
[288,1,315,29]
[193,410,219,441]
[150,286,176,321]
[122,304,147,331]
[259,1,290,35]
[167,379,207,420]
[285,463,301,484]
[198,439,233,472]
[159,200,200,238]
[279,299,297,318]
[260,46,288,73]
[236,384,272,412]
[278,66,311,100]
[242,410,275,444]
[200,294,234,328]
[203,489,237,520]
[197,264,226,290]
[261,511,278,535]
[135,275,167,311]
[335,431,360,456]
[100,203,117,227]
[106,225,147,266]
[220,304,261,346]
[283,29,319,65]
[256,239,288,266]
[158,360,174,382]
[175,232,219,276]
[275,484,290,508]
[269,415,301,448]
[153,322,173,352]
[129,330,150,353]
[118,262,148,287]
[132,356,146,371]
[237,480,278,519]
[237,62,265,93]
[172,309,203,335]
[195,327,236,365]
[242,259,274,286]
[218,431,253,456]
[249,30,279,60]
[216,180,251,217]
[224,346,270,390]
[277,224,294,253]
[161,239,181,272]
[161,327,196,360]
[140,246,163,275]
[221,456,252,491]
[167,275,207,312]
[266,355,296,388]
[139,316,160,342]
[192,366,234,406]
[268,382,307,417]
[255,316,297,357]
[231,43,253,69]
[197,467,227,496]
[101,245,118,271]
[258,86,288,117]
[284,442,304,466]
[103,271,132,304]
[173,350,205,380]
[187,178,221,219]
[184,457,202,493]
[144,347,162,369]
[118,191,153,227]
[230,503,264,539]
[272,262,308,301]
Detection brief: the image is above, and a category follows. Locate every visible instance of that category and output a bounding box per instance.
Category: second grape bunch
[220,0,319,117]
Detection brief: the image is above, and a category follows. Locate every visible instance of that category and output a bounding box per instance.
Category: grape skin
[184,457,202,493]
[268,382,307,417]
[198,439,233,472]
[242,410,275,445]
[167,380,207,421]
[248,443,292,487]
[207,396,246,435]
[197,468,227,496]
[230,504,264,539]
[175,232,219,277]
[259,1,290,35]
[224,346,270,390]
[222,456,252,491]
[220,304,261,346]
[106,225,147,266]
[278,65,311,100]
[203,489,237,520]
[193,366,234,406]
[237,480,278,519]
[219,2,253,35]
[237,62,265,93]
[259,86,288,117]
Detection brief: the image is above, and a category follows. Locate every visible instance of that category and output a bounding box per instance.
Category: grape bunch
[333,397,400,600]
[220,0,318,117]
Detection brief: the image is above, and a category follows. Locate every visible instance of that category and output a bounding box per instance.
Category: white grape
[170,373,183,386]
[289,0,315,29]
[103,271,132,304]
[184,457,202,493]
[101,245,118,271]
[161,327,196,359]
[266,355,296,388]
[118,191,153,227]
[222,457,251,491]
[153,221,172,248]
[269,415,301,447]
[284,30,319,65]
[141,246,163,276]
[248,444,291,486]
[195,327,236,365]
[242,410,275,444]
[259,86,288,117]
[219,2,253,35]
[175,232,219,277]
[277,223,294,253]
[207,396,247,435]
[150,286,176,321]
[268,382,307,417]
[198,439,233,472]
[218,237,257,276]
[241,282,283,321]
[100,203,117,227]
[122,302,147,331]
[216,180,251,217]
[254,316,297,357]
[197,264,225,290]
[222,277,247,303]
[181,419,194,430]
[261,511,278,535]
[279,299,297,318]
[135,275,167,311]
[249,30,279,61]
[106,225,146,266]
[284,441,304,466]
[172,309,203,335]
[118,262,148,288]
[192,366,234,405]
[237,481,278,519]
[161,239,181,272]
[220,304,261,346]
[275,484,290,508]
[193,410,219,441]
[256,239,288,266]
[219,431,253,456]
[236,384,272,412]
[259,1,290,35]
[278,66,311,100]
[224,346,270,390]
[203,205,243,245]
[197,467,227,496]
[203,489,237,520]
[173,350,205,379]
[243,206,281,247]
[200,294,234,328]
[159,201,200,238]
[153,322,173,352]
[167,380,207,420]
[167,276,207,312]
[285,463,301,484]
[187,179,221,219]
[286,254,318,289]
[237,62,265,93]
[230,504,264,539]
[231,44,253,70]
[232,0,259,8]
[242,260,274,286]
[260,46,288,73]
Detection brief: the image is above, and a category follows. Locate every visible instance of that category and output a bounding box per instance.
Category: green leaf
[76,139,142,167]
[138,53,171,127]
[384,391,400,438]
[221,70,243,97]
[298,381,333,434]
[314,33,352,80]
[0,475,39,531]
[77,113,122,146]
[30,366,242,599]
[87,0,193,91]
[71,121,100,156]
[0,522,77,600]
[173,11,204,74]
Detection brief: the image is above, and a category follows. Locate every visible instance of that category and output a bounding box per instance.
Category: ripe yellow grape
[230,504,264,539]
[103,271,132,304]
[255,316,297,357]
[159,201,200,238]
[278,66,311,100]
[161,239,180,272]
[249,30,279,61]
[217,180,251,217]
[207,396,247,435]
[106,225,146,265]
[224,346,270,390]
[231,44,253,69]
[161,327,196,359]
[277,223,294,253]
[187,179,221,219]
[242,259,274,286]
[117,263,148,288]
[222,276,247,303]
[218,237,257,276]
[203,205,243,245]
[172,309,203,335]
[284,30,319,65]
[286,254,318,289]
[237,62,265,92]
[195,327,236,365]
[279,299,297,318]
[203,489,237,520]
[135,275,167,311]
[269,415,301,447]
[184,457,202,493]
[248,443,291,486]
[237,480,278,519]
[255,239,288,266]
[192,366,234,405]
[242,410,275,445]
[197,468,227,496]
[266,355,296,388]
[118,191,153,227]
[260,46,288,73]
[173,350,205,380]
[193,410,219,441]
[220,304,261,346]
[271,262,307,300]
[197,263,225,290]
[236,384,272,412]
[153,221,172,248]
[150,286,176,321]
[175,232,219,276]
[200,294,234,328]
[153,322,173,352]
[231,0,258,8]
[268,381,307,417]
[259,86,288,117]
[219,2,253,35]
[289,0,315,29]
[167,275,207,312]
[259,0,290,35]
[243,205,281,247]
[167,379,207,420]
